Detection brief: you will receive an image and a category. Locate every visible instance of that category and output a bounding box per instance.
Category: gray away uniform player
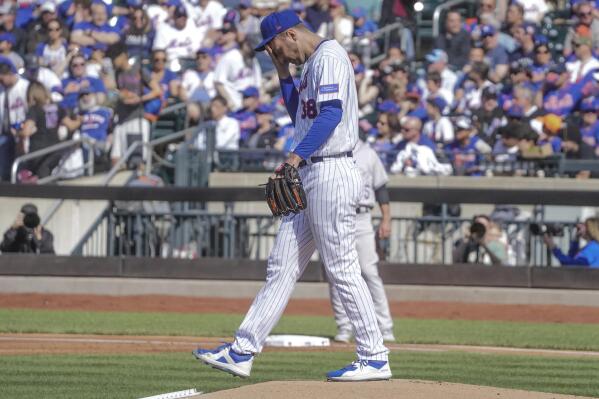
[193,10,391,382]
[330,138,395,344]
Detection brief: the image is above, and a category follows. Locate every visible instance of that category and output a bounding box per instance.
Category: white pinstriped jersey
[292,40,358,157]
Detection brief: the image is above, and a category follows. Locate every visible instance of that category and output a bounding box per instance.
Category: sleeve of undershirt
[279,76,299,126]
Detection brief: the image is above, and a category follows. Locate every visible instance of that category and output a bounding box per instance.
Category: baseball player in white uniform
[194,10,391,382]
[330,137,395,344]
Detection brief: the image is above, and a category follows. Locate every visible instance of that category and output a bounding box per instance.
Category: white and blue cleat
[192,343,254,378]
[326,360,392,382]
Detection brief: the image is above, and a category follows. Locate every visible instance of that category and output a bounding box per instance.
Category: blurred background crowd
[0,0,598,183]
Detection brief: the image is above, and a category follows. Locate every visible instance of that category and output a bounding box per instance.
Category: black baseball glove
[265,163,307,217]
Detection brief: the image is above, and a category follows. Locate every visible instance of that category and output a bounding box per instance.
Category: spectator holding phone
[544,217,599,267]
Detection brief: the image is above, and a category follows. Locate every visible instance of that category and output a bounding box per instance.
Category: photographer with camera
[452,214,510,266]
[0,204,55,254]
[542,218,599,268]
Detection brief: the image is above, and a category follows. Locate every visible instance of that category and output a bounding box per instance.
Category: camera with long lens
[20,212,41,243]
[530,222,564,237]
[469,222,486,241]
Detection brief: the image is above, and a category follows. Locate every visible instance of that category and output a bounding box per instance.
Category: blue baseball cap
[242,86,260,97]
[580,97,598,112]
[405,83,422,99]
[506,105,524,118]
[426,96,447,112]
[174,4,187,17]
[351,6,367,19]
[0,32,15,46]
[127,0,143,8]
[354,63,365,74]
[0,55,16,73]
[480,25,496,37]
[255,10,302,52]
[377,100,399,113]
[534,34,549,46]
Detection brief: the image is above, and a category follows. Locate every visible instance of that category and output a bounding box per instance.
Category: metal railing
[204,147,599,178]
[43,124,206,227]
[73,208,579,267]
[11,136,97,184]
[351,22,405,67]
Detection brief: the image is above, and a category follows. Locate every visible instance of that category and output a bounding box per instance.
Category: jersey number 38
[301,99,317,119]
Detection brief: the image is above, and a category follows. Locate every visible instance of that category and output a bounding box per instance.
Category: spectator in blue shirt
[70,0,120,54]
[77,88,114,166]
[445,116,492,176]
[480,24,509,82]
[532,36,552,70]
[509,22,536,64]
[232,86,260,146]
[395,115,436,152]
[123,6,155,61]
[145,49,181,121]
[351,7,378,37]
[544,217,599,268]
[542,63,583,117]
[60,54,107,111]
[580,97,599,156]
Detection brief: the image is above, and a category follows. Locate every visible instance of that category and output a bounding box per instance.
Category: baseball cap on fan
[254,9,302,51]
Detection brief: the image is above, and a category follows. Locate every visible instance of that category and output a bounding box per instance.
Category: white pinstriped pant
[232,157,389,361]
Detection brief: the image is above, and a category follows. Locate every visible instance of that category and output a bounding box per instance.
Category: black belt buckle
[298,151,352,168]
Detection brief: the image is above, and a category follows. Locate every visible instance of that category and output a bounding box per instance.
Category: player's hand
[378,218,391,239]
[284,153,302,169]
[265,44,290,79]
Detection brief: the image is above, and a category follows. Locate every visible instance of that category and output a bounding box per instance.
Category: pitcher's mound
[199,380,593,399]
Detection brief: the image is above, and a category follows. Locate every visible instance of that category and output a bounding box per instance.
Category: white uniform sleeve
[213,54,231,84]
[153,24,170,50]
[370,148,389,190]
[181,70,198,97]
[209,1,226,30]
[205,72,216,98]
[390,149,408,174]
[216,117,240,150]
[439,117,455,144]
[314,55,350,104]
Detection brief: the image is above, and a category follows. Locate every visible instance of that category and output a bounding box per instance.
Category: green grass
[1,308,599,351]
[1,351,598,399]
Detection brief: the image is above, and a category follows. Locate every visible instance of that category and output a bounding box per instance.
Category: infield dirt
[2,293,599,323]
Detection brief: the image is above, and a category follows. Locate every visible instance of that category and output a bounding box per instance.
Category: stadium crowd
[0,0,598,183]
